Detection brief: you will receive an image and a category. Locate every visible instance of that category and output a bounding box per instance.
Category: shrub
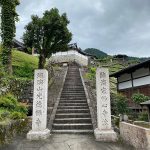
[132,93,150,104]
[13,62,34,79]
[0,94,17,110]
[0,111,10,119]
[86,67,96,80]
[16,103,28,114]
[111,93,129,115]
[0,93,28,121]
[10,111,27,120]
[137,112,149,122]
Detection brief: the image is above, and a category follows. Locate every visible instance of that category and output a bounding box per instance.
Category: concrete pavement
[0,134,134,150]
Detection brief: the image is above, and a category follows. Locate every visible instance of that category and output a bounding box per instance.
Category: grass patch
[12,49,38,79]
[134,121,150,128]
[0,47,38,79]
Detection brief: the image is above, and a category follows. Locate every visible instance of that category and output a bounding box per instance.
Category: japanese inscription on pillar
[96,68,111,130]
[32,70,48,131]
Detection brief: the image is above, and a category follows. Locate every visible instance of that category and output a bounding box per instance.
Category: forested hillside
[84,48,108,58]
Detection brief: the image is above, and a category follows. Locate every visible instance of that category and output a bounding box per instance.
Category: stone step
[60,96,86,98]
[61,93,85,95]
[63,88,84,90]
[63,85,84,90]
[57,106,88,109]
[52,129,93,134]
[61,93,86,95]
[54,118,92,123]
[52,123,93,130]
[62,89,85,92]
[58,103,88,106]
[64,80,82,82]
[59,100,87,103]
[52,65,93,133]
[57,109,90,113]
[60,99,86,101]
[62,90,85,92]
[55,113,91,118]
[64,83,83,85]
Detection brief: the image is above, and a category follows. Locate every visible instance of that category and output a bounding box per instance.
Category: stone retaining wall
[47,67,67,125]
[120,122,150,150]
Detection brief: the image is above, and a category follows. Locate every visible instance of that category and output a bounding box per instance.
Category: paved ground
[0,134,134,150]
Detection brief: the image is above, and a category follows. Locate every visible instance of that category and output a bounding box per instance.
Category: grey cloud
[15,0,150,57]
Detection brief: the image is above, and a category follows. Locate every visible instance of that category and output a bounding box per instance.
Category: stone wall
[0,77,33,103]
[120,122,150,150]
[47,67,67,122]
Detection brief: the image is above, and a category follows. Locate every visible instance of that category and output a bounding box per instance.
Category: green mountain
[84,48,108,58]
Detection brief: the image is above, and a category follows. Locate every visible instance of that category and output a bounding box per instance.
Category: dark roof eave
[110,59,150,78]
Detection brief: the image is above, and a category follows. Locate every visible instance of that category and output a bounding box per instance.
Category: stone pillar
[27,69,50,140]
[94,68,117,142]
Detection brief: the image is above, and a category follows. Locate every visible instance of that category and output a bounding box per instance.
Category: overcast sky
[15,0,150,57]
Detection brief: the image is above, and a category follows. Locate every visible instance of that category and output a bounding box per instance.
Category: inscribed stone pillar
[27,69,50,140]
[94,68,117,142]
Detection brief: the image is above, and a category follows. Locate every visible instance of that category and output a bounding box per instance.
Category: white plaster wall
[118,80,132,90]
[133,75,150,87]
[132,67,149,78]
[118,73,131,82]
[50,50,89,66]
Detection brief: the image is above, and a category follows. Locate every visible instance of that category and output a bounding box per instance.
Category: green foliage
[131,93,150,104]
[12,49,38,78]
[10,111,26,120]
[86,67,96,80]
[0,93,17,110]
[16,103,28,114]
[84,48,108,58]
[13,63,34,78]
[0,93,27,121]
[137,112,149,122]
[0,0,20,73]
[8,77,31,99]
[23,8,72,69]
[0,109,10,121]
[111,93,129,115]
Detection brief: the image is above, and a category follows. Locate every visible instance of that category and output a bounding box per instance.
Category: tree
[111,93,129,115]
[0,0,20,74]
[132,93,149,105]
[23,8,72,69]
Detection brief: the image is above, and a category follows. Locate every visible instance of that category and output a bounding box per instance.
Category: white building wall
[133,76,150,87]
[118,67,150,90]
[118,81,132,90]
[50,50,89,66]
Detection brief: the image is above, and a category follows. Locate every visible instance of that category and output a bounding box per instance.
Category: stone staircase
[52,65,93,134]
